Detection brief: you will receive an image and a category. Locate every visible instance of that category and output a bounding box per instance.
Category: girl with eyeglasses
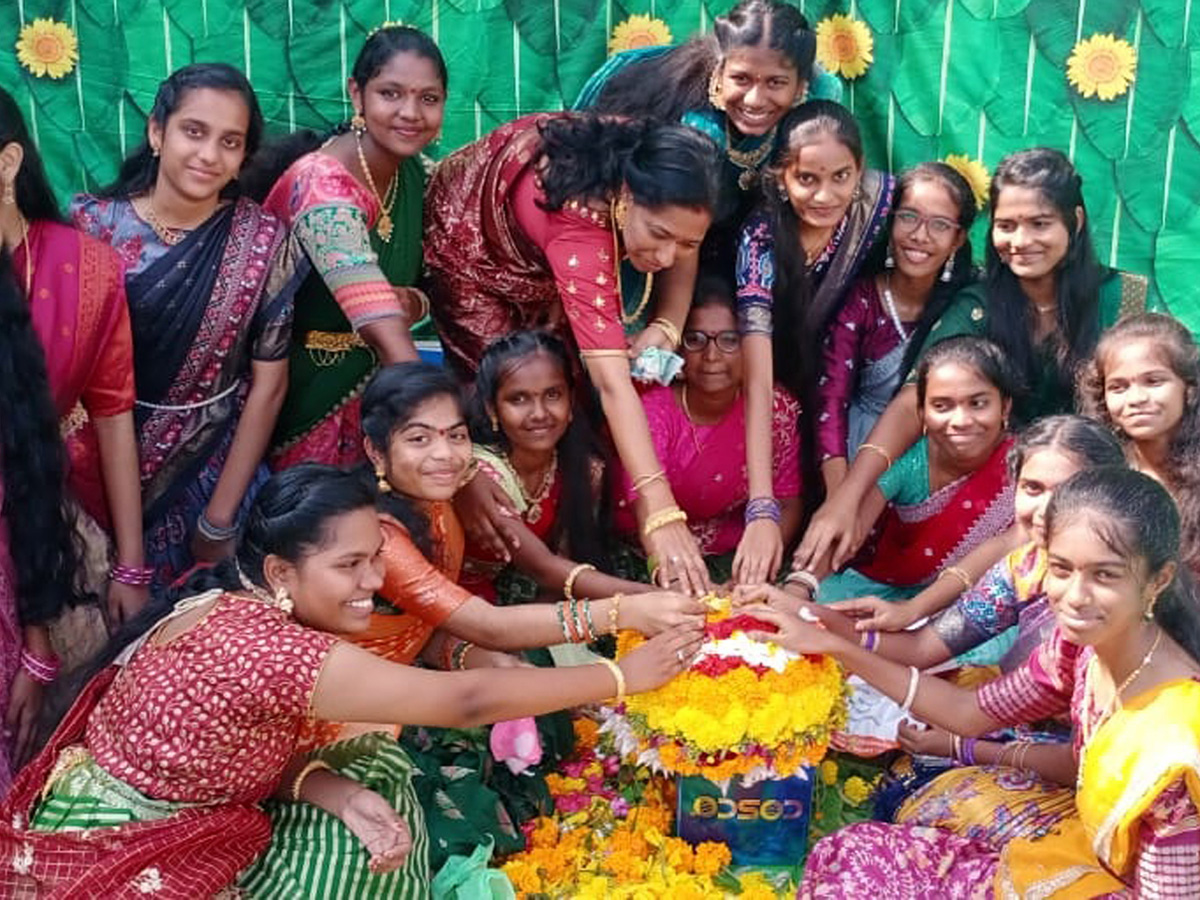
[614,275,802,584]
[815,163,977,497]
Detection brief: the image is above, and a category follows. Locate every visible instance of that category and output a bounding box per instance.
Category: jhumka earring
[274,585,295,616]
[350,112,367,136]
[885,246,895,269]
[375,468,392,494]
[941,256,955,283]
[490,414,500,433]
[707,67,726,111]
[612,194,630,231]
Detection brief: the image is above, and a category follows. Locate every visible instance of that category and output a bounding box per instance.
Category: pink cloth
[613,385,801,554]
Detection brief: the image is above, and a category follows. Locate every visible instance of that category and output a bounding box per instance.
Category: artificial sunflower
[608,14,672,56]
[16,18,79,79]
[1067,33,1137,101]
[944,154,991,210]
[815,14,873,80]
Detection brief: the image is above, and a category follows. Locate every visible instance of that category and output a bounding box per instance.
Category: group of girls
[0,0,1198,896]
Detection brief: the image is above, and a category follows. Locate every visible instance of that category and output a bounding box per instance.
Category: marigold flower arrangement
[602,597,847,782]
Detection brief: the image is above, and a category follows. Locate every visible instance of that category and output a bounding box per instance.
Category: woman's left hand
[645,520,711,596]
[737,604,840,657]
[897,720,954,758]
[340,787,414,874]
[622,591,707,636]
[827,596,920,632]
[4,669,44,767]
[732,519,783,586]
[627,322,675,358]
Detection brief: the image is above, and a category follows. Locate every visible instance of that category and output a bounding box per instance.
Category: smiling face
[491,351,572,456]
[780,132,862,231]
[348,50,445,160]
[369,393,471,502]
[921,361,1009,469]
[890,178,965,281]
[1013,448,1085,547]
[717,45,805,137]
[991,185,1077,284]
[1044,513,1171,647]
[271,507,386,634]
[1102,338,1188,446]
[148,87,250,205]
[620,201,711,274]
[682,301,743,396]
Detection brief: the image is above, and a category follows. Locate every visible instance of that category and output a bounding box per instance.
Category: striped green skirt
[239,732,431,899]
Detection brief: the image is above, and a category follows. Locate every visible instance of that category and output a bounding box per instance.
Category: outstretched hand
[827,596,921,632]
[340,786,414,875]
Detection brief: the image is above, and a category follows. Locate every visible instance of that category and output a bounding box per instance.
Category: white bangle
[785,569,820,594]
[900,665,920,713]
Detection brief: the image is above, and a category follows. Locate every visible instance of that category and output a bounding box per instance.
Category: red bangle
[111,564,154,587]
[20,649,60,684]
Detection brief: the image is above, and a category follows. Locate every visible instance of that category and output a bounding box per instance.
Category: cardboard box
[675,770,814,866]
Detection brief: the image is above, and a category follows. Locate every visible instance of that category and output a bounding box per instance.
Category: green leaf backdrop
[2,0,1197,330]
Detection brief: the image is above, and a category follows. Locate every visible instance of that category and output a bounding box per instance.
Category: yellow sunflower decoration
[944,154,992,211]
[1067,33,1137,101]
[816,14,873,80]
[608,14,672,56]
[16,18,79,80]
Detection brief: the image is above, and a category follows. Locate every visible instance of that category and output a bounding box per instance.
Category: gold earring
[151,146,160,159]
[351,112,367,135]
[375,468,392,494]
[612,194,630,231]
[1,181,12,206]
[490,414,499,433]
[274,585,294,616]
[1144,594,1158,621]
[707,67,725,111]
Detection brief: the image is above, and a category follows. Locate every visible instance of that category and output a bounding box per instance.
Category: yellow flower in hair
[1067,33,1137,101]
[943,154,992,211]
[608,14,672,56]
[815,14,873,80]
[16,18,79,80]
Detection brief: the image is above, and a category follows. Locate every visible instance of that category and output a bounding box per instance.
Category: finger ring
[675,649,685,664]
[669,555,680,564]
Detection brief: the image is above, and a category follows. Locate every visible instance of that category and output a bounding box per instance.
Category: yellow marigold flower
[843,774,874,805]
[608,14,672,56]
[815,14,873,80]
[573,716,600,747]
[501,859,543,894]
[737,872,780,900]
[820,758,839,785]
[943,154,992,211]
[1067,33,1137,101]
[693,841,732,876]
[16,18,79,80]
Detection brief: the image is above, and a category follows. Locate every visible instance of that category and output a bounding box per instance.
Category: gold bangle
[649,317,680,347]
[597,657,626,704]
[642,506,688,538]
[609,593,623,635]
[631,469,666,493]
[938,566,974,592]
[290,759,333,801]
[858,442,894,470]
[563,563,596,601]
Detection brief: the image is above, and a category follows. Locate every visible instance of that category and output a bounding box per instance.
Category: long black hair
[0,88,63,222]
[537,115,720,214]
[97,63,264,200]
[80,464,377,681]
[361,361,465,558]
[590,0,815,124]
[765,100,865,399]
[1079,313,1200,577]
[469,330,610,568]
[983,148,1105,409]
[1046,466,1200,662]
[241,25,447,203]
[0,253,86,626]
[890,162,980,383]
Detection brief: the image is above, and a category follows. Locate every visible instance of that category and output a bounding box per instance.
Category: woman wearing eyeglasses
[614,275,802,584]
[815,163,978,496]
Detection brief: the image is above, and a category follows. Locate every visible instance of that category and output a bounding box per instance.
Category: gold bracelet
[597,657,626,704]
[609,593,623,635]
[649,317,680,347]
[642,506,688,538]
[631,469,666,494]
[858,442,894,470]
[290,759,333,801]
[563,563,596,601]
[938,566,974,592]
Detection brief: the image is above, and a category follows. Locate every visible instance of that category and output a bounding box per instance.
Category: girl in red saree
[0,465,701,898]
[791,336,1017,604]
[425,114,720,595]
[0,89,146,628]
[72,64,303,588]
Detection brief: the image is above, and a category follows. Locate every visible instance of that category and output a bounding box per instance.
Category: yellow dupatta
[998,678,1200,898]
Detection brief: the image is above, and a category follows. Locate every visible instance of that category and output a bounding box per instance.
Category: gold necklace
[353,130,396,242]
[508,450,557,524]
[137,195,191,246]
[725,122,778,191]
[609,200,655,324]
[1116,626,1162,697]
[15,214,31,298]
